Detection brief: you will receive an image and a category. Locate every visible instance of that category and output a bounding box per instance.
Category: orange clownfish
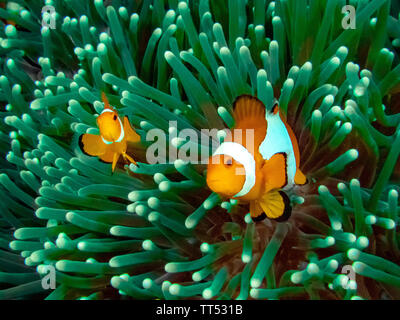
[207,95,307,222]
[79,92,140,172]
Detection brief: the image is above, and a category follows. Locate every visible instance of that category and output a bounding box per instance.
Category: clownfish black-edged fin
[271,100,280,115]
[233,95,266,128]
[271,191,292,222]
[123,117,141,143]
[79,133,107,157]
[250,200,267,222]
[261,152,288,193]
[252,212,267,222]
[258,190,292,221]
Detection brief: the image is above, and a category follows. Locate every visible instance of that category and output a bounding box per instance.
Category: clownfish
[79,92,140,172]
[207,95,307,222]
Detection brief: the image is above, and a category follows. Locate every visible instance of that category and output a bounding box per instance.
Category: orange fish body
[79,93,140,172]
[207,95,307,222]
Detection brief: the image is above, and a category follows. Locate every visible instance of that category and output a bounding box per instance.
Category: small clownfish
[79,92,140,172]
[207,95,307,222]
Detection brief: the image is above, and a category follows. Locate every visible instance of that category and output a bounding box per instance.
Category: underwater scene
[0,0,399,301]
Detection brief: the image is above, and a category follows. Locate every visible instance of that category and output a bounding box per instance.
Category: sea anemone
[0,0,399,300]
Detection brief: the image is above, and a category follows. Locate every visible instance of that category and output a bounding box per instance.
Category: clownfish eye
[113,115,117,121]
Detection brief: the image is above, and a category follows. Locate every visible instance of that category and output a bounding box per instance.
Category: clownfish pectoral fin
[233,95,266,128]
[123,117,141,143]
[122,152,137,166]
[79,134,107,157]
[261,152,287,193]
[294,169,307,185]
[111,152,119,172]
[259,191,292,222]
[250,200,267,222]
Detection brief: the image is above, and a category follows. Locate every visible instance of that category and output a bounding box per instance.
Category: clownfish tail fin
[233,95,266,126]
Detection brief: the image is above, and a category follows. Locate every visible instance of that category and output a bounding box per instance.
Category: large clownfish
[79,92,140,172]
[207,95,307,222]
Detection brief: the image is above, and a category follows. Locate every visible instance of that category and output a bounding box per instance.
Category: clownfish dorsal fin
[233,95,266,128]
[101,91,112,110]
[250,200,267,222]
